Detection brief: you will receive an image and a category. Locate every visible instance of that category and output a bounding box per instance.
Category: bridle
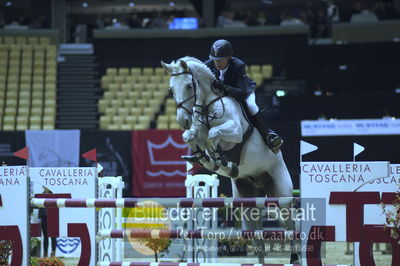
[170,67,226,129]
[170,69,197,116]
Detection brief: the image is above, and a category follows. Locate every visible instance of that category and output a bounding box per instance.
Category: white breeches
[246,92,259,116]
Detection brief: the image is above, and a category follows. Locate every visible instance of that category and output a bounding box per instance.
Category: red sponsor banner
[132,130,190,197]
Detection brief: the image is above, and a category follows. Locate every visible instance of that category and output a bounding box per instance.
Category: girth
[222,124,254,166]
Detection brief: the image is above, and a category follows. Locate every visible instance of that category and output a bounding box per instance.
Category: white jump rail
[31,197,299,209]
[96,229,300,241]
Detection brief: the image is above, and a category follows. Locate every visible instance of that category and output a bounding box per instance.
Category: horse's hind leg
[234,178,266,264]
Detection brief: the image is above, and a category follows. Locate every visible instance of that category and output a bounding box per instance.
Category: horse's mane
[177,56,215,80]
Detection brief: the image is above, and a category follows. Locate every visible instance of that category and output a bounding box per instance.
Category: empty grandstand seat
[156,122,168,129]
[130,67,141,75]
[130,107,141,117]
[39,37,50,45]
[16,116,28,131]
[100,116,111,129]
[98,99,109,113]
[16,36,27,44]
[28,37,39,45]
[249,65,261,73]
[142,67,154,76]
[112,116,124,126]
[261,65,273,79]
[118,107,129,117]
[123,99,134,108]
[125,115,136,126]
[128,91,139,99]
[140,91,152,101]
[43,124,55,130]
[101,76,112,89]
[133,124,147,130]
[4,36,15,44]
[118,68,130,76]
[121,83,133,91]
[113,76,126,84]
[106,68,117,76]
[108,124,120,130]
[136,99,148,109]
[105,107,117,116]
[120,124,133,130]
[154,67,166,76]
[169,120,180,129]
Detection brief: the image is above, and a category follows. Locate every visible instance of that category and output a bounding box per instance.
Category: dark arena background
[0,0,399,265]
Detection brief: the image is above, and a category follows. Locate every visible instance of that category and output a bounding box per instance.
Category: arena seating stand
[97,64,273,130]
[0,36,57,131]
[98,67,169,130]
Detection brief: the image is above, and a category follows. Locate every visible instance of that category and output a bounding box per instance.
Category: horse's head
[161,59,196,130]
[161,57,216,130]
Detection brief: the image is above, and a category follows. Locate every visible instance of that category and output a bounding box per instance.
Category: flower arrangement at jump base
[30,256,65,266]
[0,240,12,265]
[381,191,400,243]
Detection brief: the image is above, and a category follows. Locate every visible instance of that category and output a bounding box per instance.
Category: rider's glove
[212,80,228,93]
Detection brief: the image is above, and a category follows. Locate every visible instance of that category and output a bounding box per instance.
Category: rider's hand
[213,80,228,93]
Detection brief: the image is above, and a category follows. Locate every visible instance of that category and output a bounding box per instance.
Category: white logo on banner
[25,130,81,167]
[146,135,190,177]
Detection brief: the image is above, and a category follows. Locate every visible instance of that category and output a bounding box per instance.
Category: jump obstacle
[92,259,364,266]
[2,157,400,266]
[98,262,304,266]
[0,166,304,266]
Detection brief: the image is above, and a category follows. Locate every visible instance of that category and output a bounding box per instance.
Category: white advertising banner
[30,167,97,265]
[0,166,28,265]
[301,118,400,136]
[26,130,80,167]
[301,161,390,241]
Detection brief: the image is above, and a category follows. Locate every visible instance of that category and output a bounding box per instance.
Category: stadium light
[262,0,273,4]
[276,90,286,97]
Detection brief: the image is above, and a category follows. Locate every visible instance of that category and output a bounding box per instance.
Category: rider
[204,39,283,154]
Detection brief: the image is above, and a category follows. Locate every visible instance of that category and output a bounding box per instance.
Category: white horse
[161,57,297,263]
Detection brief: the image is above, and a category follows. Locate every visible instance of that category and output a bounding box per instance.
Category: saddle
[182,98,254,167]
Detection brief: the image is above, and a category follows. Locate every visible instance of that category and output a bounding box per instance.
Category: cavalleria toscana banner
[132,130,190,197]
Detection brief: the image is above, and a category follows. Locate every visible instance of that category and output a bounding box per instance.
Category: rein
[170,67,226,129]
[194,95,226,130]
[170,70,197,116]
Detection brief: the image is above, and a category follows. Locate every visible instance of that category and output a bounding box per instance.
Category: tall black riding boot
[251,112,283,154]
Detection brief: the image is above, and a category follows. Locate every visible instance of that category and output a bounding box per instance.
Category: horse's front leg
[182,129,220,172]
[208,120,242,177]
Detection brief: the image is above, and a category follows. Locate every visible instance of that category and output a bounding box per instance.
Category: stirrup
[181,155,200,165]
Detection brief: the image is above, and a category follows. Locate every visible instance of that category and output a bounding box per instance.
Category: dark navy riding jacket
[204,57,256,101]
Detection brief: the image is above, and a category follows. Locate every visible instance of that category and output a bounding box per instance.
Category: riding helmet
[209,39,233,60]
